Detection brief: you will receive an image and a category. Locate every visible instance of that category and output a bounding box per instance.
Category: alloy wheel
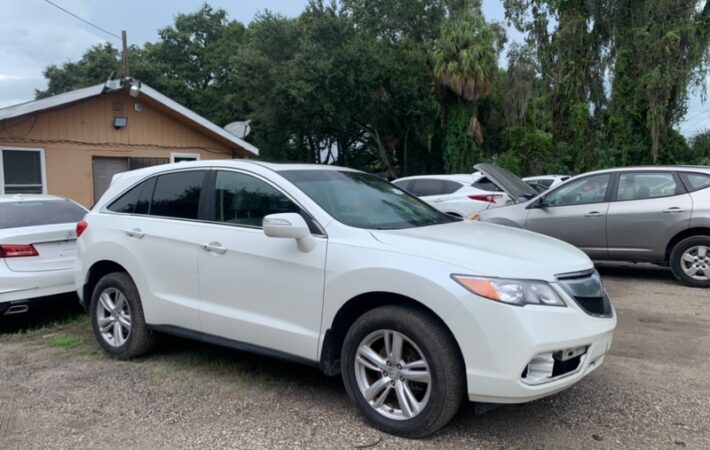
[680,245,710,281]
[96,287,132,347]
[354,329,432,420]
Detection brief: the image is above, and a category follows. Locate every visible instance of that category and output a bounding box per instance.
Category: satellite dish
[225,120,252,138]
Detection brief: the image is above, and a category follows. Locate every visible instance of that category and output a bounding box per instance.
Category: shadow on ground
[0,294,84,335]
[595,261,676,282]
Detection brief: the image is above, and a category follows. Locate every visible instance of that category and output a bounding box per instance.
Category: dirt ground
[0,263,708,449]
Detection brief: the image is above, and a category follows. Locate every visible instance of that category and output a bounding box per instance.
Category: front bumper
[0,261,76,304]
[445,283,616,404]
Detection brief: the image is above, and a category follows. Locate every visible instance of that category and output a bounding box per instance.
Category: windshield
[280,170,458,230]
[0,200,86,229]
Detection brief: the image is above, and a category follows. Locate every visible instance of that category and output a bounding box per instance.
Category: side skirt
[148,324,320,369]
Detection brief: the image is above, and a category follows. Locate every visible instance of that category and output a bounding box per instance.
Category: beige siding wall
[0,91,236,206]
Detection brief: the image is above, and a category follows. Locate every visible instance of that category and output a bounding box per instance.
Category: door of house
[92,157,129,202]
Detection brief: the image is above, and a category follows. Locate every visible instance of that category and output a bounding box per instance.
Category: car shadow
[594,261,676,282]
[0,294,84,335]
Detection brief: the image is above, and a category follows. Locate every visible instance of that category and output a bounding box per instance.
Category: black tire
[341,305,465,438]
[90,272,155,359]
[670,235,710,288]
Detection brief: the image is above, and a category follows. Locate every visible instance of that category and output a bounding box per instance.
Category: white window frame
[170,152,201,163]
[0,147,47,195]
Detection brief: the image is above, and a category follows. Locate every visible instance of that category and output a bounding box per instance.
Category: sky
[0,0,707,137]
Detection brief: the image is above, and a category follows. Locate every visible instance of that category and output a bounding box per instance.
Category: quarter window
[616,172,679,201]
[212,171,300,227]
[150,171,205,219]
[680,172,710,192]
[409,179,443,197]
[472,176,501,192]
[0,149,45,194]
[107,178,156,214]
[544,174,611,207]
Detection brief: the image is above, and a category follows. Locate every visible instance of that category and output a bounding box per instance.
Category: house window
[0,148,46,194]
[170,152,200,163]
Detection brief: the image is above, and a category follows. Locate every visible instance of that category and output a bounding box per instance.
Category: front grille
[556,270,614,318]
[574,294,613,317]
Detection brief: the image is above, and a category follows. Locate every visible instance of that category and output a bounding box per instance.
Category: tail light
[0,244,39,258]
[468,194,503,204]
[76,220,88,238]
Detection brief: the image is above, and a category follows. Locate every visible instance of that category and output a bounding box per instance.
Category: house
[0,79,258,206]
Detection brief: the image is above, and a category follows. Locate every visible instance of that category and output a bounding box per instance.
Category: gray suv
[476,164,710,287]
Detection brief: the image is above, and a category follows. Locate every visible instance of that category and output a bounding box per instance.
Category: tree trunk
[373,129,396,178]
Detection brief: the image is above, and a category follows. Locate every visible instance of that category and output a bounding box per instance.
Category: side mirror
[527,196,547,209]
[263,213,315,252]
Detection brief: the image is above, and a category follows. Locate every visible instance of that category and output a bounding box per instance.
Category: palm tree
[431,12,502,153]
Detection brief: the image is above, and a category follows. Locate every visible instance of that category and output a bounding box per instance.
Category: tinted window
[213,171,300,227]
[680,172,710,192]
[150,171,205,219]
[440,180,464,195]
[545,174,611,207]
[392,180,412,192]
[0,200,86,229]
[107,178,156,214]
[472,176,501,192]
[281,170,456,230]
[616,172,679,201]
[539,179,554,187]
[410,179,443,197]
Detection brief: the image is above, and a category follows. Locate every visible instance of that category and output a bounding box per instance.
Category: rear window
[0,200,86,229]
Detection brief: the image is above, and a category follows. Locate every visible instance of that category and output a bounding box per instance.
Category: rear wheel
[341,305,465,438]
[670,236,710,287]
[90,272,155,358]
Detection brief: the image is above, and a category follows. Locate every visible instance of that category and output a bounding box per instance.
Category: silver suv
[476,164,710,287]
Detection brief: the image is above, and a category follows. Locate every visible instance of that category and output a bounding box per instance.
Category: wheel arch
[82,260,129,310]
[665,227,710,261]
[318,291,464,376]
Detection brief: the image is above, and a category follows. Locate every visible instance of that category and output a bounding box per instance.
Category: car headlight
[451,275,566,307]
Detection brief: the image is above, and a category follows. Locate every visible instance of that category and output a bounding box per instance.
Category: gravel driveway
[0,263,708,449]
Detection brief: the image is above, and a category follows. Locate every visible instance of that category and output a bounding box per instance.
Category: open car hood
[474,163,538,203]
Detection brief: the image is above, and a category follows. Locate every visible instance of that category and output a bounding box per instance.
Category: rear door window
[149,171,206,219]
[616,172,680,201]
[410,179,443,196]
[0,200,86,229]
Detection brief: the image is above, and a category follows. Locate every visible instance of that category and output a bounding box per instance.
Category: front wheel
[341,305,465,438]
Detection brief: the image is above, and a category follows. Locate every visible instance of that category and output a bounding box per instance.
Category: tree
[431,7,504,172]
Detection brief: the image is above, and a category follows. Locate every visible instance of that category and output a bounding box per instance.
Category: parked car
[523,175,571,191]
[0,194,87,315]
[75,161,616,437]
[476,164,710,287]
[392,173,509,217]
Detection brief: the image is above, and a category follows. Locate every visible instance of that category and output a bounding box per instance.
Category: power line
[41,0,121,40]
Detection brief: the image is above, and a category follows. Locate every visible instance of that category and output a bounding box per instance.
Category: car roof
[0,194,69,204]
[582,165,710,176]
[394,174,473,183]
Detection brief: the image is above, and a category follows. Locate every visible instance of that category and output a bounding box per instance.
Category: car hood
[475,163,538,203]
[370,220,592,282]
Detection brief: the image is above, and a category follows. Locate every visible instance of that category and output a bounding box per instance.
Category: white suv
[75,161,616,437]
[393,173,509,218]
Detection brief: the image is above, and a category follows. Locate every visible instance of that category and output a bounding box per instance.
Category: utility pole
[121,30,129,78]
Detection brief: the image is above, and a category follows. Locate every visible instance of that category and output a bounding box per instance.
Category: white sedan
[0,194,87,315]
[392,173,510,217]
[75,161,616,437]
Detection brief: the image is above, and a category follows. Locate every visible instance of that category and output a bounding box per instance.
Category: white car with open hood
[1,194,87,316]
[74,161,616,437]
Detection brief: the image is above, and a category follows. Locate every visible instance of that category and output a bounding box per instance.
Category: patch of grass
[46,334,87,349]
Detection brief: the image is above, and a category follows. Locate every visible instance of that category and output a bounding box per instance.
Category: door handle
[124,228,145,239]
[201,242,227,255]
[584,211,603,218]
[663,207,686,213]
